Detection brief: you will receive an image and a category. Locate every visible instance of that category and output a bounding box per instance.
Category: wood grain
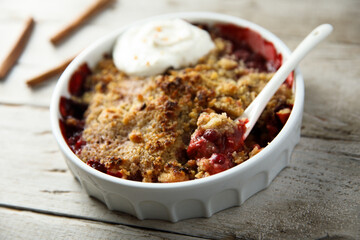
[0,208,203,240]
[0,0,359,239]
[50,0,115,45]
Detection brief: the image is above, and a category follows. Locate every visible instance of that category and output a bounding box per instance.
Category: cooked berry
[68,63,91,96]
[87,160,107,173]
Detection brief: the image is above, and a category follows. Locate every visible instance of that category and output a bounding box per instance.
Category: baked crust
[63,26,294,183]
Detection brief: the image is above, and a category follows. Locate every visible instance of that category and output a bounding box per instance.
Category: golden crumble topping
[63,27,294,183]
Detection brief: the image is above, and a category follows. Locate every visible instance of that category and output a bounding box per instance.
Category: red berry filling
[59,63,91,156]
[215,23,293,87]
[87,160,123,178]
[68,63,92,96]
[86,159,107,173]
[208,153,234,175]
[187,119,247,175]
[59,97,88,120]
[106,170,123,178]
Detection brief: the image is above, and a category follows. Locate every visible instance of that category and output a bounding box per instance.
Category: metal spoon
[240,24,333,139]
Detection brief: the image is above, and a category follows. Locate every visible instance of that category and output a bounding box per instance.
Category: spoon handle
[241,24,333,139]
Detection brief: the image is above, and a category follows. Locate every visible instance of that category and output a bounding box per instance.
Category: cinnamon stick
[0,17,35,79]
[26,57,75,87]
[50,0,114,45]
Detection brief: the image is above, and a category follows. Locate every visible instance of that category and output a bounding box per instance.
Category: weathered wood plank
[0,0,359,239]
[300,41,360,142]
[0,104,358,239]
[0,207,204,240]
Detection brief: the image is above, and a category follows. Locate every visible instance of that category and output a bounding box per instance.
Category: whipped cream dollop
[113,18,215,76]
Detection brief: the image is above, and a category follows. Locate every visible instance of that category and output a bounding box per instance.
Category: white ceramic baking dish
[50,12,304,222]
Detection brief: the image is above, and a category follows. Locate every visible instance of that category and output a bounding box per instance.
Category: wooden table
[0,0,359,239]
